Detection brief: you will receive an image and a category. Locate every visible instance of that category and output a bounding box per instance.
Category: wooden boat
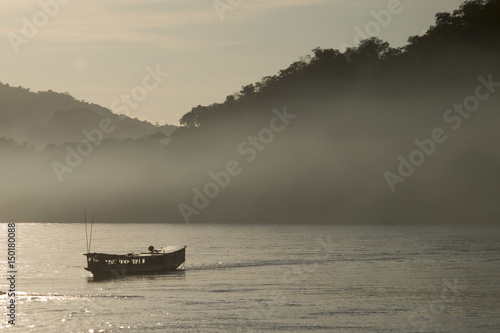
[84,245,186,279]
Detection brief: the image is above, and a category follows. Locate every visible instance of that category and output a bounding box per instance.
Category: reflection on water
[0,223,499,332]
[88,270,186,283]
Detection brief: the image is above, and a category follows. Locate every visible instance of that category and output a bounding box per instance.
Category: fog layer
[1,0,499,225]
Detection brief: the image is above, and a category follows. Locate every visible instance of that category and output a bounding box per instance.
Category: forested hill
[165,0,500,225]
[0,83,176,148]
[175,0,500,137]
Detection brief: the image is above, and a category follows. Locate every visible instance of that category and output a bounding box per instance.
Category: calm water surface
[0,223,499,332]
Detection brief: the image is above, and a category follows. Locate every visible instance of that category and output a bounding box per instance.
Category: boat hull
[84,246,186,279]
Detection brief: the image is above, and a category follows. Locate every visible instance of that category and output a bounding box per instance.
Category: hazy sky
[1,0,465,125]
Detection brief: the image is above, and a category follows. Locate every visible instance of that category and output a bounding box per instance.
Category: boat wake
[183,257,334,271]
[183,254,408,271]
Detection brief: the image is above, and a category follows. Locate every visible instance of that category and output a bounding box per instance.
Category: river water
[0,223,499,332]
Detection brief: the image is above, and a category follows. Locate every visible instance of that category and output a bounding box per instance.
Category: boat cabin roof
[84,245,185,258]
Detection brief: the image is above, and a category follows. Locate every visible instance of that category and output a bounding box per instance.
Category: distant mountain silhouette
[0,83,175,148]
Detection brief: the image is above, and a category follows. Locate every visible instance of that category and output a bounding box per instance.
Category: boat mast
[84,210,89,253]
[84,210,95,253]
[89,214,94,253]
